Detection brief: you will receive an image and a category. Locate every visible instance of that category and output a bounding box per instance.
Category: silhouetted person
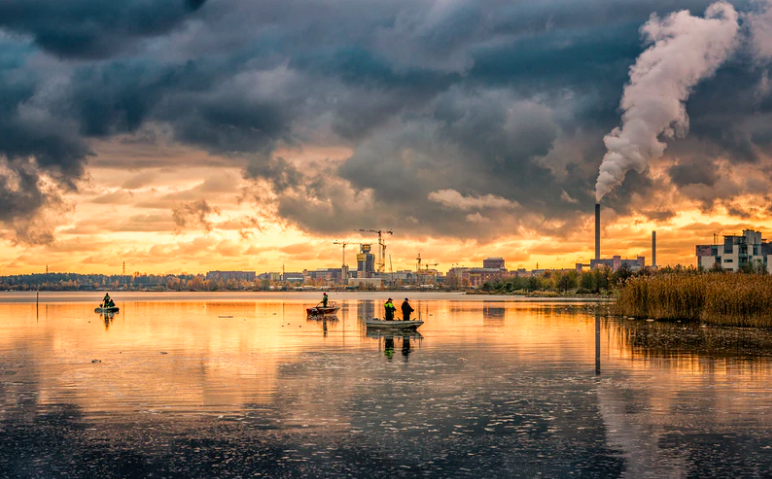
[322,292,328,308]
[401,298,414,321]
[384,298,396,321]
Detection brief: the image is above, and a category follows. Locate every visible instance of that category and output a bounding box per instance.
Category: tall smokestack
[652,231,657,269]
[595,203,601,260]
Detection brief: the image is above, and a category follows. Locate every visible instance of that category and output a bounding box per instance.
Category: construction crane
[416,254,439,277]
[357,229,393,273]
[422,263,439,276]
[333,241,350,283]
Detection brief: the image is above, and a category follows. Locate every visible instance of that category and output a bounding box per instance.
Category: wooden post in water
[595,311,601,376]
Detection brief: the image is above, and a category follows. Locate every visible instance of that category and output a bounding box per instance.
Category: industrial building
[696,230,772,272]
[580,203,651,272]
[205,271,256,282]
[589,257,645,272]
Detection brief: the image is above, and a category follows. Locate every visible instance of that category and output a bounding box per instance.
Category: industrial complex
[195,205,769,290]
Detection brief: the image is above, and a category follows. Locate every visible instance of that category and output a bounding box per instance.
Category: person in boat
[103,292,111,305]
[401,298,414,321]
[384,298,396,321]
[322,292,329,308]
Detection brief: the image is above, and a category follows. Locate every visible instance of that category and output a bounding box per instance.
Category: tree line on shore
[0,273,273,292]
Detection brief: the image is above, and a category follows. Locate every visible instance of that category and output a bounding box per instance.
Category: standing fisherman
[322,292,329,308]
[384,298,396,321]
[401,298,414,321]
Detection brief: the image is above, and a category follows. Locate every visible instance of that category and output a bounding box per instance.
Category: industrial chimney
[595,203,601,260]
[652,231,657,269]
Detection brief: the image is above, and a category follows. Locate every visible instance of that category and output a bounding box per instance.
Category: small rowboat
[365,319,423,330]
[306,301,340,316]
[95,306,119,313]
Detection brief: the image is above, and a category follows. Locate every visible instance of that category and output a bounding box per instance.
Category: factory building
[696,230,772,272]
[589,256,645,272]
[584,203,651,272]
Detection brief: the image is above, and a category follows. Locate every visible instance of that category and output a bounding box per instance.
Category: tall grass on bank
[616,273,772,327]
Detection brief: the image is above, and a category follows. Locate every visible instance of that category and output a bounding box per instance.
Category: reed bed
[616,273,772,327]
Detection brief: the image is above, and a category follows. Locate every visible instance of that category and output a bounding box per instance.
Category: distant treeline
[480,264,760,297]
[0,273,271,292]
[481,264,644,296]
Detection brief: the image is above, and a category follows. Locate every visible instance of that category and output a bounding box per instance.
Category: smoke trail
[595,2,739,201]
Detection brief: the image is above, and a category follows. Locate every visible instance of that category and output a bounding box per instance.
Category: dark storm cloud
[0,0,207,59]
[3,0,772,242]
[669,160,720,188]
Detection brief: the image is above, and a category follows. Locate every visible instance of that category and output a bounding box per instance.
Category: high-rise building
[357,244,376,278]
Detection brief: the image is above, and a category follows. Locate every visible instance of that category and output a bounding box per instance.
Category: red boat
[306,301,341,317]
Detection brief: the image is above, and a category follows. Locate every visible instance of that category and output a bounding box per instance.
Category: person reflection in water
[384,337,395,359]
[402,336,411,359]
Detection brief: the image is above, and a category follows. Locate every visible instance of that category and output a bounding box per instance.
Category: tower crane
[333,241,350,283]
[357,229,393,273]
[416,253,439,277]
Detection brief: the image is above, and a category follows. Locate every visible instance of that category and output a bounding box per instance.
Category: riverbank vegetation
[616,273,772,327]
[480,266,630,296]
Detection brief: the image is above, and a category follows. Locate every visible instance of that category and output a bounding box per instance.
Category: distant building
[357,244,376,278]
[483,257,506,270]
[461,268,511,288]
[282,272,305,283]
[696,230,772,272]
[348,277,382,289]
[205,271,256,282]
[305,268,343,282]
[258,272,283,281]
[589,256,645,272]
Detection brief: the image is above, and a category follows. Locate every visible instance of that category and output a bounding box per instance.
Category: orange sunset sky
[1,0,771,275]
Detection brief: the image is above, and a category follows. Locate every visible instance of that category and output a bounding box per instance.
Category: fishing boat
[94,306,119,313]
[306,301,340,317]
[365,318,423,330]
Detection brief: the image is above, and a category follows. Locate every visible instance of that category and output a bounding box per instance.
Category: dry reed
[616,273,772,328]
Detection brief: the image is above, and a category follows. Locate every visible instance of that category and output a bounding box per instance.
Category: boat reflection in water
[366,329,423,361]
[101,312,115,331]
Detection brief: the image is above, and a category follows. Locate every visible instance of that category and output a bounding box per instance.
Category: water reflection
[2,295,772,477]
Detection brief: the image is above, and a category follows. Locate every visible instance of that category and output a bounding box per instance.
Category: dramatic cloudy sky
[2,0,772,274]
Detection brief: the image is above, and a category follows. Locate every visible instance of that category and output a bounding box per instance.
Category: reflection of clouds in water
[2,298,772,475]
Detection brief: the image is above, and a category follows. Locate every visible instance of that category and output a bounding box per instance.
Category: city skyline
[1,1,772,274]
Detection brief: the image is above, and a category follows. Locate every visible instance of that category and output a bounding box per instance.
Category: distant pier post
[595,311,601,376]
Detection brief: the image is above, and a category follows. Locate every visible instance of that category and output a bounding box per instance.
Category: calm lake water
[2,291,772,478]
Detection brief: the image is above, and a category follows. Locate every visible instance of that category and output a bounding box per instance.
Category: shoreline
[0,290,614,304]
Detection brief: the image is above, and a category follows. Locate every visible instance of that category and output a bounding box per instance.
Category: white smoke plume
[595,2,739,201]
